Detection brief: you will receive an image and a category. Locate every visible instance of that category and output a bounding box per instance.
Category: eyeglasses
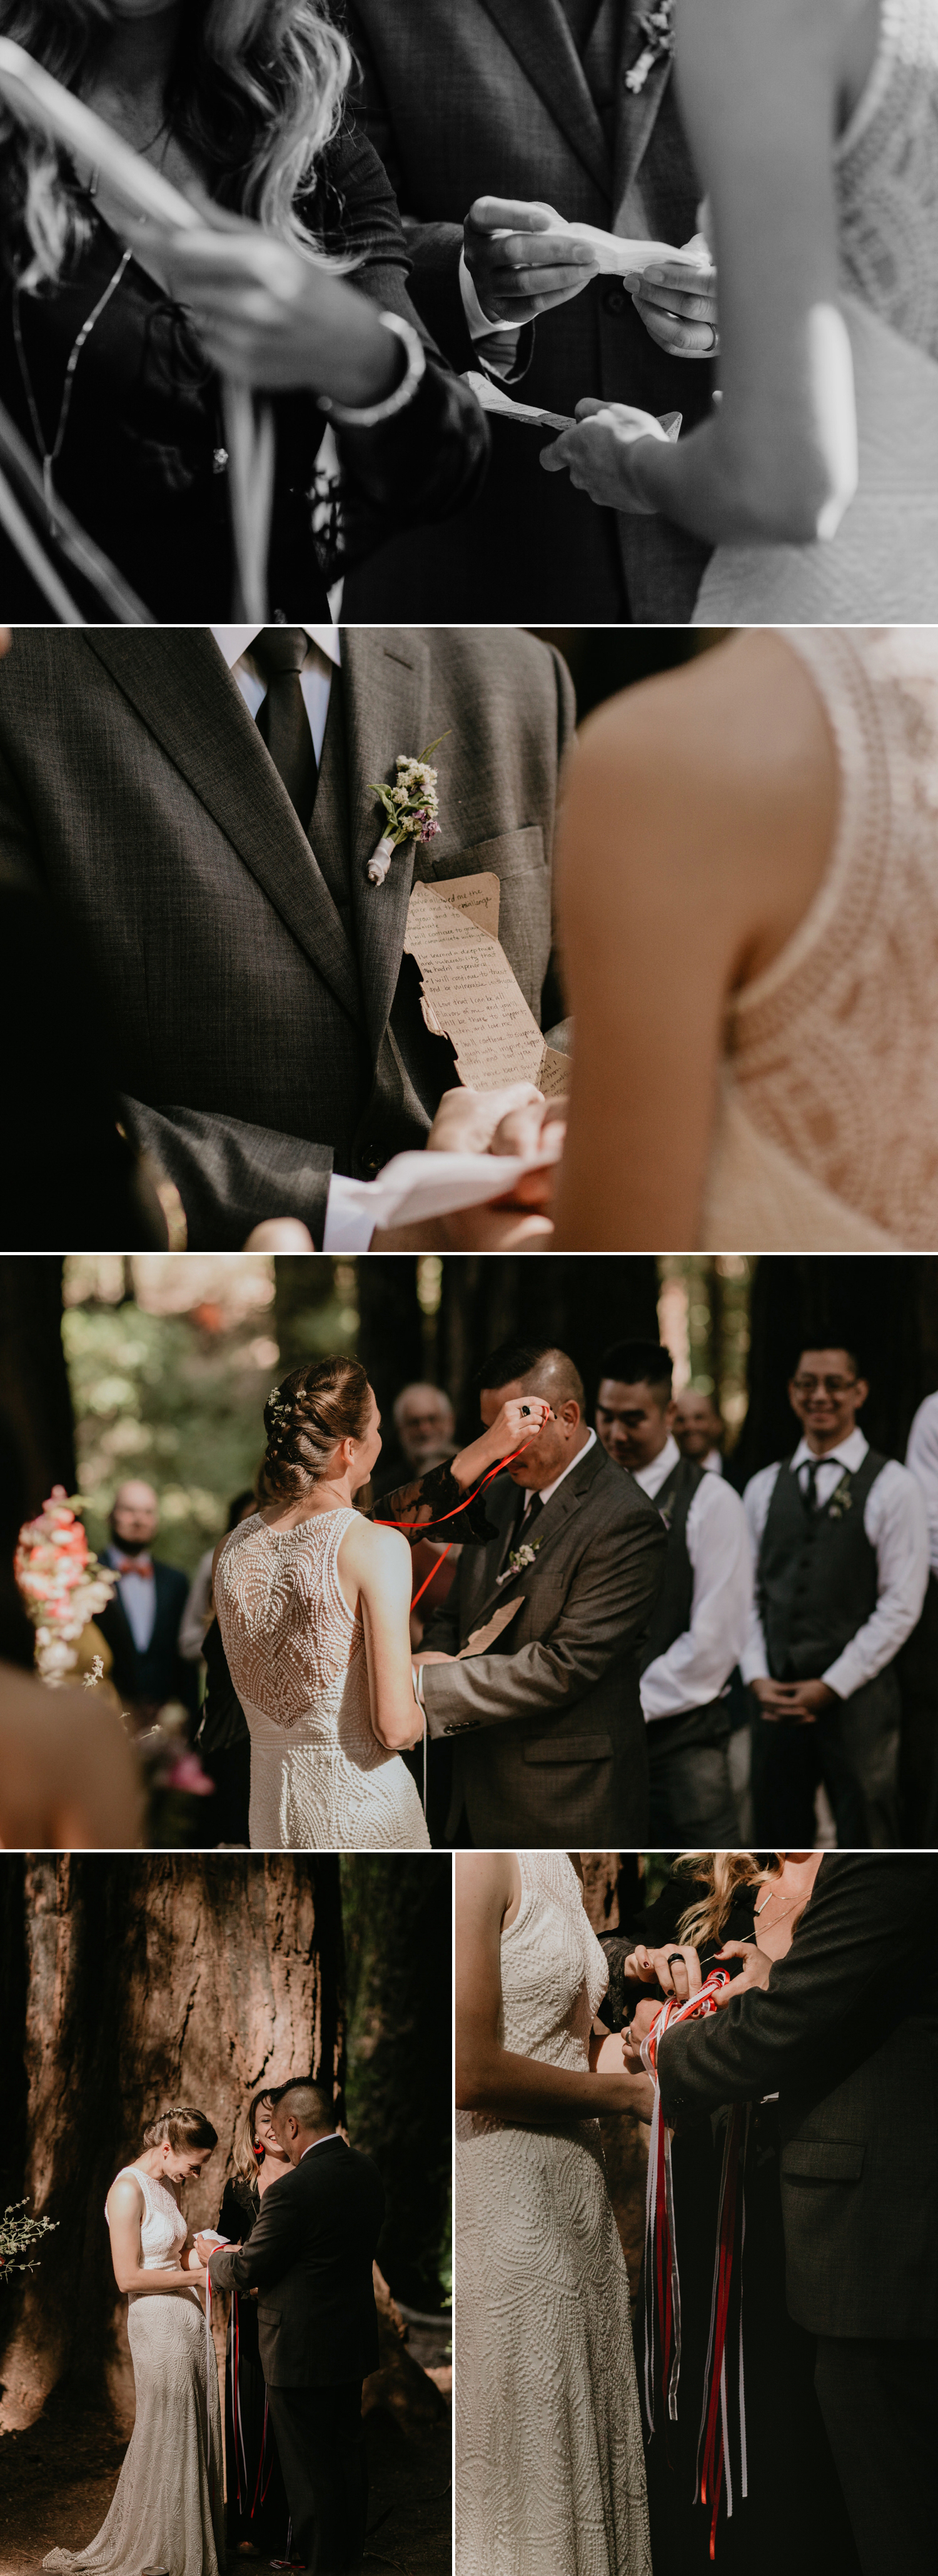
[790,1376,858,1397]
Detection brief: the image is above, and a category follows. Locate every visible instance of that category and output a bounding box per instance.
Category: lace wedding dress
[694,0,938,620]
[456,1852,650,2576]
[43,2168,224,2576]
[214,1507,430,1850]
[700,624,938,1248]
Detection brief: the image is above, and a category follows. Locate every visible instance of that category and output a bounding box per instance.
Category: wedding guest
[179,1489,256,1662]
[741,1345,928,1847]
[594,1338,750,1843]
[655,1852,938,2576]
[0,0,489,620]
[900,1389,938,1844]
[673,1387,725,1472]
[98,1480,199,1724]
[343,0,716,622]
[417,1339,667,1846]
[0,622,569,1251]
[216,2089,294,2563]
[552,627,938,1252]
[370,1382,456,1502]
[545,0,938,622]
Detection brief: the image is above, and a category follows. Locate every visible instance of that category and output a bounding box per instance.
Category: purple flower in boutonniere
[366,733,451,885]
[624,2,675,96]
[497,1537,543,1586]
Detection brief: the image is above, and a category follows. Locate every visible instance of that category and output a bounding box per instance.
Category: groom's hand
[465,198,600,325]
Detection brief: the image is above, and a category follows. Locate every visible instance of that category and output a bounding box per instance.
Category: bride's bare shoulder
[560,632,837,966]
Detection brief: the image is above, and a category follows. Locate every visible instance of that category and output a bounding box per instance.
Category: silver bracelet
[316,311,426,428]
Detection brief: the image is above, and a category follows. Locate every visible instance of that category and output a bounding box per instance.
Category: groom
[655,1854,938,2576]
[417,1338,667,1844]
[202,2081,385,2576]
[0,622,573,1249]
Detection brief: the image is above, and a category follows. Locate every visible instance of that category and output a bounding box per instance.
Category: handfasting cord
[640,1969,749,2561]
[376,1440,532,1816]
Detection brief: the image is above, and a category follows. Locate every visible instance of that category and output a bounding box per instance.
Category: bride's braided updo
[259,1355,373,1502]
[142,2108,218,2152]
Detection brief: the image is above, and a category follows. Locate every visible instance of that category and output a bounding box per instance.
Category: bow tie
[114,1555,154,1578]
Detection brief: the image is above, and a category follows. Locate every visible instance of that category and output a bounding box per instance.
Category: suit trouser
[814,2336,938,2576]
[647,1701,739,1847]
[750,1668,900,1848]
[266,2380,366,2575]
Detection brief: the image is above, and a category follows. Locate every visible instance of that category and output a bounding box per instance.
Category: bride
[455,1850,653,2576]
[550,622,938,1251]
[44,2107,224,2576]
[543,0,938,621]
[213,1353,550,1851]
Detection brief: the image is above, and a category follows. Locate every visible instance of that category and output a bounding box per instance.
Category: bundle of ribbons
[640,1969,751,2560]
[375,1438,531,1819]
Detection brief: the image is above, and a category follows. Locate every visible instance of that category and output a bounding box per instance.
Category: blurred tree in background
[342,1854,452,2314]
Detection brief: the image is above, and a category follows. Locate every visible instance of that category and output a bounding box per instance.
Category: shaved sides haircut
[477,1341,585,1412]
[275,2080,335,2132]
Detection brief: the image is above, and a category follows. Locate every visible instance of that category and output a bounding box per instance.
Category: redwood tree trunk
[342,1856,451,2312]
[0,1855,345,2433]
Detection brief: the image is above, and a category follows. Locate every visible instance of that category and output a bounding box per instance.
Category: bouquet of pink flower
[15,1486,118,1685]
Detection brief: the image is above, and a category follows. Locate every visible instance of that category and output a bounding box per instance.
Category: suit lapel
[341,629,431,1064]
[82,629,364,1031]
[612,6,674,224]
[480,0,611,193]
[469,1441,607,1630]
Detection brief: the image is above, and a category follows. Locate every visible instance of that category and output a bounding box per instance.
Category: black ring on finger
[666,1952,685,1966]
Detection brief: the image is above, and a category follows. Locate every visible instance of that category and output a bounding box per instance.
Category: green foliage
[63,1302,276,1577]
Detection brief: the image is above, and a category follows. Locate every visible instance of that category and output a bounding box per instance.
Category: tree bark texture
[342,1856,451,2312]
[0,1855,344,2433]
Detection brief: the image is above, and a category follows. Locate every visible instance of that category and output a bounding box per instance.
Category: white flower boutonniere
[827,1475,853,1521]
[625,3,675,94]
[497,1537,543,1586]
[366,733,451,885]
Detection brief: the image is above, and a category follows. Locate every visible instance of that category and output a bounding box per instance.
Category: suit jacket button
[359,1146,381,1176]
[604,287,627,315]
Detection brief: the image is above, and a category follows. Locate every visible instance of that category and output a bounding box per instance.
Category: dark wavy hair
[258,1355,373,1503]
[1,0,352,285]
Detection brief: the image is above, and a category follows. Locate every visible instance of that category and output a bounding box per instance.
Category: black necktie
[800,1460,820,1517]
[558,0,602,49]
[251,627,318,833]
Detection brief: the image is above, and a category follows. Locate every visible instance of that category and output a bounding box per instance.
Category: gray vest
[638,1453,704,1675]
[757,1448,888,1681]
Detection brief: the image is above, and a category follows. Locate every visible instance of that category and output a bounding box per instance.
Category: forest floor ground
[0,2354,451,2576]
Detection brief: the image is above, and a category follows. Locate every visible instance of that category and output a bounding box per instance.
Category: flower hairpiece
[266,1390,291,1430]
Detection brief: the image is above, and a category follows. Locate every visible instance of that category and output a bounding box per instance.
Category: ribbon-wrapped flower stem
[366,733,450,885]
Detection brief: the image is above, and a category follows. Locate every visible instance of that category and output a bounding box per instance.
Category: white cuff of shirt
[322,1173,377,1253]
[458,248,523,344]
[820,1657,850,1700]
[411,1662,426,1709]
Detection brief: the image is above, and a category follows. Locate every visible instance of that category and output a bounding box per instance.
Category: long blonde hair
[231,2086,274,2190]
[673,1852,784,1950]
[1,0,353,287]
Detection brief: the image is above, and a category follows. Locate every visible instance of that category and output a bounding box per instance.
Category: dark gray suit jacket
[657,1854,938,2340]
[420,1437,667,1845]
[208,2138,385,2388]
[0,624,573,1247]
[345,0,713,622]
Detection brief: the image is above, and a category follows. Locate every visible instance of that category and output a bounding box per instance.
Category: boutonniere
[827,1474,853,1520]
[366,734,450,885]
[497,1537,543,1585]
[625,2,675,94]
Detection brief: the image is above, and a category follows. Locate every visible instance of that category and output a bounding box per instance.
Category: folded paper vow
[465,372,681,444]
[456,1599,524,1659]
[335,1135,564,1236]
[405,873,568,1096]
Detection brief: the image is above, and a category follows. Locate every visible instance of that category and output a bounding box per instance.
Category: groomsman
[673,1388,726,1473]
[98,1481,199,1722]
[594,1340,751,1843]
[343,0,715,622]
[743,1346,929,1847]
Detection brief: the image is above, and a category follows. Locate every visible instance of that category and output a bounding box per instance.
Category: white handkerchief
[333,1134,564,1236]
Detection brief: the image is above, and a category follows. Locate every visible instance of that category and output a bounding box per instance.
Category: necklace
[13,246,133,535]
[754,1884,803,1922]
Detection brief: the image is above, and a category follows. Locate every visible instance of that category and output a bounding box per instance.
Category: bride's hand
[542,399,673,512]
[710,1940,772,2006]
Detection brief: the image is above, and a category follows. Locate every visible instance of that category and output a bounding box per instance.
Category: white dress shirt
[300,2133,340,2159]
[629,1435,753,1723]
[905,1391,938,1578]
[208,624,382,1253]
[458,253,524,381]
[742,1429,929,1699]
[104,1546,158,1652]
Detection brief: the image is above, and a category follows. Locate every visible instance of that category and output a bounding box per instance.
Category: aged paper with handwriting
[405,874,568,1097]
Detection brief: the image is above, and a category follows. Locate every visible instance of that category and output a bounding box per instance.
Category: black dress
[218,2177,293,2560]
[605,1876,863,2576]
[1,123,488,620]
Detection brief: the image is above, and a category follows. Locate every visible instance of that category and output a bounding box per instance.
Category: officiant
[343,0,716,622]
[594,1338,751,1844]
[0,0,488,622]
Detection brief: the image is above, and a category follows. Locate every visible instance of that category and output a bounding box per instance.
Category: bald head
[111,1480,159,1549]
[392,1382,455,1471]
[270,2080,336,2165]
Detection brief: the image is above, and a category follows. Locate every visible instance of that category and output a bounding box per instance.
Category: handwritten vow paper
[405,874,568,1098]
[457,1599,523,1659]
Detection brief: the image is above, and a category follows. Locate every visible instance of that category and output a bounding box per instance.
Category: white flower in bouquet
[15,1487,118,1687]
[366,733,451,884]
